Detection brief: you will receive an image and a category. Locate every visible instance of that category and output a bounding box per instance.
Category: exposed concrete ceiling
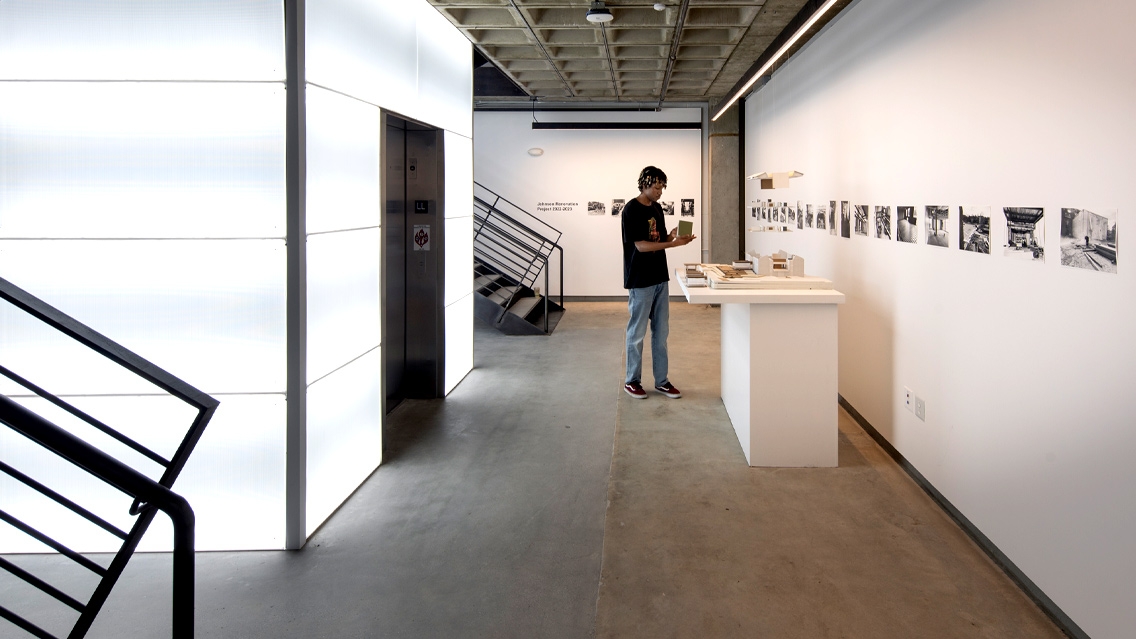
[427,0,824,106]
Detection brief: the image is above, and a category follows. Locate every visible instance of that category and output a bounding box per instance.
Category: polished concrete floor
[3,302,1064,638]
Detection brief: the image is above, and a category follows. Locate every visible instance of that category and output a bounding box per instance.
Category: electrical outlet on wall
[914,396,926,421]
[904,387,913,412]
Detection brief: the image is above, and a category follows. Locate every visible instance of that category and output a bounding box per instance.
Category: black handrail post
[165,494,196,639]
[558,245,564,309]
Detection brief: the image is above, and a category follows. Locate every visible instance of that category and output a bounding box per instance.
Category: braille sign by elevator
[413,225,431,251]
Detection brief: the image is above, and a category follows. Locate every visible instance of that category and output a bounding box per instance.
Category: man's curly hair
[637,166,668,192]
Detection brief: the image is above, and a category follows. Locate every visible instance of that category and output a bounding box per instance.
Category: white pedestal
[680,281,844,467]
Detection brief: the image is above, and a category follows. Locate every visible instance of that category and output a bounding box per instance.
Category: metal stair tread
[507,296,541,318]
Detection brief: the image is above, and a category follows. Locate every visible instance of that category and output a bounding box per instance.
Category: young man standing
[621,166,696,399]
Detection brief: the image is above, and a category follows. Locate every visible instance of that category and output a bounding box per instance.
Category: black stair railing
[0,275,218,639]
[473,182,564,332]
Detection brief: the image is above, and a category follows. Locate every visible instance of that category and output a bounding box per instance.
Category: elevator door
[384,116,444,412]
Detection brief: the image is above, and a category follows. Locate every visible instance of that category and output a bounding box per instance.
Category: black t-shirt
[621,197,670,289]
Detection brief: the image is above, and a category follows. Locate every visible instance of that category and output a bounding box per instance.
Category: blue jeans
[625,282,669,386]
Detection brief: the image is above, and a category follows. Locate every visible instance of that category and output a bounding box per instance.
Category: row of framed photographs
[594,199,697,217]
[752,201,1118,274]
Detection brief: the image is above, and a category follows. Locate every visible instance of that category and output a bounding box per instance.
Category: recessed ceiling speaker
[527,148,544,157]
[586,1,614,23]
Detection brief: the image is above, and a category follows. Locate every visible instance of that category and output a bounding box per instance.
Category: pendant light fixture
[586,1,614,23]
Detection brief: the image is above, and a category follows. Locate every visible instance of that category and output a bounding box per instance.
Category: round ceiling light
[653,2,665,10]
[586,1,614,23]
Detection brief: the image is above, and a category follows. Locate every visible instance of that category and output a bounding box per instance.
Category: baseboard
[838,395,1088,639]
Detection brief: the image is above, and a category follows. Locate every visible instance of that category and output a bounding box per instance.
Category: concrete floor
[2,302,1064,638]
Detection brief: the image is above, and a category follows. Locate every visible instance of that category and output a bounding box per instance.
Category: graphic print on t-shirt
[647,218,659,242]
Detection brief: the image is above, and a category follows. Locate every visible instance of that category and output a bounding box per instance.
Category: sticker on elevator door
[413,225,431,251]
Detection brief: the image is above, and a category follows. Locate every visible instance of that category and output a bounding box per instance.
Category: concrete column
[708,108,740,263]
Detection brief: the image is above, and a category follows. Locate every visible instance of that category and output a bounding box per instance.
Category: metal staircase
[474,182,565,335]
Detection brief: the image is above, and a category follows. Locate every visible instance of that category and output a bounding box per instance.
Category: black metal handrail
[0,275,218,639]
[472,183,565,330]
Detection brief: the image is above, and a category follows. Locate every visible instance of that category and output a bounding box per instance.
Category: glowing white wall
[0,0,472,552]
[743,0,1136,635]
[0,0,287,551]
[444,132,474,394]
[303,0,472,535]
[473,110,703,297]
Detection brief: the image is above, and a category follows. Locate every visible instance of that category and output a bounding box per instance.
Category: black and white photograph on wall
[797,202,805,229]
[611,198,625,216]
[875,206,892,239]
[779,205,788,223]
[588,201,605,216]
[853,204,869,236]
[788,203,796,224]
[751,205,757,218]
[897,206,917,243]
[1003,207,1045,261]
[925,205,949,247]
[829,200,837,235]
[806,204,815,228]
[959,206,991,254]
[816,204,827,230]
[681,199,695,217]
[661,201,675,216]
[840,201,851,238]
[1060,207,1117,273]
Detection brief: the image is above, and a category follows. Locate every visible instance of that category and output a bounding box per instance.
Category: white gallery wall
[0,0,472,552]
[474,110,703,297]
[743,0,1135,636]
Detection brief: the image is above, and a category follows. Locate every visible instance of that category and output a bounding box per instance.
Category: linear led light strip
[711,0,840,121]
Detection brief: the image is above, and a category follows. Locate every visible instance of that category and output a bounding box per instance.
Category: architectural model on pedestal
[1060,208,1117,273]
[1003,207,1045,261]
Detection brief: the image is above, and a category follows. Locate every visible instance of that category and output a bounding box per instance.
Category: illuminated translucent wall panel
[0,0,284,82]
[444,132,474,221]
[305,85,382,235]
[0,83,286,238]
[444,216,474,308]
[306,348,382,536]
[443,131,474,391]
[416,4,474,137]
[304,81,383,537]
[445,294,474,395]
[0,241,287,551]
[306,0,471,134]
[0,241,286,393]
[0,395,286,553]
[306,0,417,115]
[306,229,382,384]
[0,1,287,551]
